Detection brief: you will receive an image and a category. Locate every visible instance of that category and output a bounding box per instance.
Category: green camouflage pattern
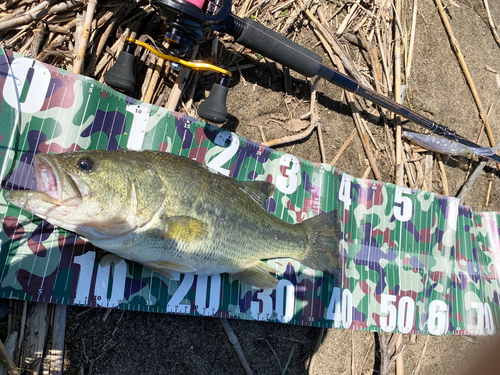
[1,48,499,335]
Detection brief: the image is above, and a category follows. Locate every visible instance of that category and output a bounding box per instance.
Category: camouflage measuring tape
[1,48,499,336]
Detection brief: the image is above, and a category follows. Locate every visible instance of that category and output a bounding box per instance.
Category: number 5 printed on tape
[394,186,413,222]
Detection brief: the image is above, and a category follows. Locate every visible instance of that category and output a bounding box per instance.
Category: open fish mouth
[34,154,62,201]
[31,153,84,206]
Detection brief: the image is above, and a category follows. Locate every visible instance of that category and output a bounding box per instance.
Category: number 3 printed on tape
[276,155,300,194]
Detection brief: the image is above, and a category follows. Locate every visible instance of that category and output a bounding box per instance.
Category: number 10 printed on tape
[1,48,499,336]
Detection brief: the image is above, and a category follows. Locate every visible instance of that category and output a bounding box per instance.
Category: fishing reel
[104,0,321,123]
[104,0,235,123]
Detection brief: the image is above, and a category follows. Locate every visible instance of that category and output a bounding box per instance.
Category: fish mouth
[33,154,83,205]
[33,154,63,202]
[34,154,62,201]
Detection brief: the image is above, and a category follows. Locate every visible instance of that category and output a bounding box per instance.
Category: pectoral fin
[230,261,278,289]
[161,216,208,243]
[144,260,197,279]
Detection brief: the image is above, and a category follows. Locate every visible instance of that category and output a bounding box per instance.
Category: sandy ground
[3,0,500,374]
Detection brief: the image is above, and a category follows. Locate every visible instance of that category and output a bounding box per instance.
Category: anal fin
[99,254,124,267]
[230,261,278,289]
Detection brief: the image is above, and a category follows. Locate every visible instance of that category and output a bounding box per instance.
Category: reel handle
[197,75,230,124]
[103,43,136,93]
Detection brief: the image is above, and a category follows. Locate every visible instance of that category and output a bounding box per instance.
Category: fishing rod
[104,0,500,165]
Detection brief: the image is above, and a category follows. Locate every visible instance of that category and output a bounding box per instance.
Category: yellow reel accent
[126,37,232,77]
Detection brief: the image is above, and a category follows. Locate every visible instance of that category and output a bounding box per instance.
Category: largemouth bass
[5,150,342,289]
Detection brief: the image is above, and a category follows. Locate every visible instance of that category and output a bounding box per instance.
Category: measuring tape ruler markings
[0,49,499,335]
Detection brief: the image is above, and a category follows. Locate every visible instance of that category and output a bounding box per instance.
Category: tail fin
[299,210,342,278]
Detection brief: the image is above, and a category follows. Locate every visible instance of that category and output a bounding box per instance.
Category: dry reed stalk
[458,159,489,205]
[358,28,382,94]
[436,154,449,196]
[395,331,404,375]
[483,0,500,49]
[220,319,253,375]
[402,148,415,187]
[46,11,77,24]
[17,35,34,55]
[84,7,125,76]
[49,304,66,375]
[308,7,372,89]
[89,7,115,36]
[0,7,24,23]
[28,21,45,58]
[4,23,31,48]
[406,0,418,78]
[264,77,323,149]
[73,11,84,56]
[279,0,313,34]
[140,51,158,101]
[308,76,326,162]
[346,91,381,179]
[73,0,97,74]
[271,0,296,15]
[0,338,19,375]
[184,70,199,111]
[424,152,433,191]
[0,0,48,30]
[37,33,66,60]
[1,0,83,30]
[394,0,403,185]
[237,0,253,18]
[166,44,199,111]
[352,14,368,33]
[93,11,144,78]
[47,17,76,33]
[336,0,359,36]
[330,128,357,166]
[435,0,497,150]
[310,9,380,178]
[383,115,395,165]
[485,179,493,206]
[411,335,429,375]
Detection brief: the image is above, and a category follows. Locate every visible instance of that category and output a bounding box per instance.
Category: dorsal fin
[231,180,275,207]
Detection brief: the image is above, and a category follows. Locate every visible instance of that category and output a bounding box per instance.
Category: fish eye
[76,158,94,172]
